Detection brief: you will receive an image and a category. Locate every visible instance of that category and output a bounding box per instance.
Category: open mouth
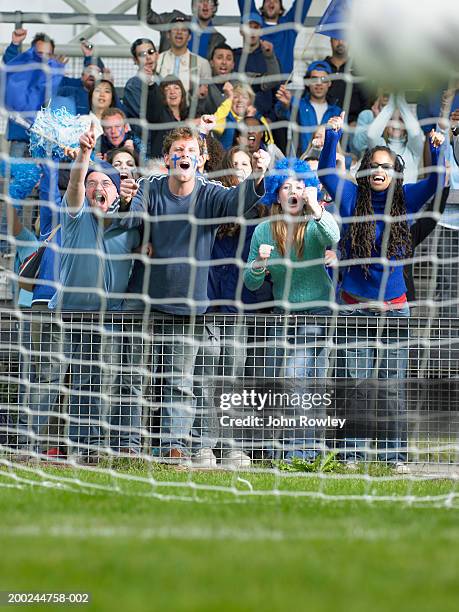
[372,174,386,184]
[179,160,191,170]
[288,196,299,205]
[95,193,106,204]
[248,135,256,142]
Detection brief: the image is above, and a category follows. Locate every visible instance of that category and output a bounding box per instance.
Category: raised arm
[238,0,258,19]
[137,0,184,25]
[303,186,340,246]
[65,124,95,214]
[452,109,459,166]
[366,94,395,148]
[318,115,358,216]
[283,0,313,24]
[396,93,424,159]
[259,42,282,91]
[404,132,446,213]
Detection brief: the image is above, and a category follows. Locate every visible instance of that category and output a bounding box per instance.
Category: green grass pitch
[0,463,458,611]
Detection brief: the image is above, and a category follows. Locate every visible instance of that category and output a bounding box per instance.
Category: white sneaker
[345,461,360,472]
[192,448,217,468]
[221,450,251,469]
[395,462,411,475]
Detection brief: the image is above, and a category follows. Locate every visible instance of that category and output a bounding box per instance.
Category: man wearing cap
[48,126,141,461]
[237,0,313,75]
[275,60,341,154]
[233,13,281,119]
[156,17,212,104]
[137,0,225,60]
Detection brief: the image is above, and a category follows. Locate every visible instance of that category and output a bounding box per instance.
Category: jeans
[264,309,330,460]
[100,323,144,452]
[336,302,410,463]
[156,318,220,455]
[29,305,67,452]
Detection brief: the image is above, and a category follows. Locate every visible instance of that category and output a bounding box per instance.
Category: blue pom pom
[29,104,90,160]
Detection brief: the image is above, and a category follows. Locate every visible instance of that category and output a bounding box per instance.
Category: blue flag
[315,0,350,40]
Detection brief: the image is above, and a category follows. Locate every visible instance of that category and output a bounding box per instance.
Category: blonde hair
[232,82,256,105]
[270,202,309,260]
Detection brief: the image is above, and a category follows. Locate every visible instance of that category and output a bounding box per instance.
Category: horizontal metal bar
[0,12,320,27]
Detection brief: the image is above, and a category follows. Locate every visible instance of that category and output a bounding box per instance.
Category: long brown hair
[270,202,309,259]
[160,77,188,120]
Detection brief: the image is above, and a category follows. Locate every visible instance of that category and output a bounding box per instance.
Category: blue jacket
[275,95,341,154]
[237,0,312,75]
[32,163,62,304]
[3,46,64,142]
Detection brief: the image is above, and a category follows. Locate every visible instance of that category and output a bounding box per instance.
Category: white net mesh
[0,0,459,508]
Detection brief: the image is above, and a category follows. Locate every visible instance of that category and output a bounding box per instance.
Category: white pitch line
[0,524,440,542]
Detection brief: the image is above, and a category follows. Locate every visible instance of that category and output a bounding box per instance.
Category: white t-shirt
[310,101,328,124]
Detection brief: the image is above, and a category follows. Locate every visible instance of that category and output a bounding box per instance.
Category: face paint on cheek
[190,155,198,169]
[171,154,181,169]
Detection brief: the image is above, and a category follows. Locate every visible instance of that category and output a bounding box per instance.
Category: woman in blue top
[319,112,445,469]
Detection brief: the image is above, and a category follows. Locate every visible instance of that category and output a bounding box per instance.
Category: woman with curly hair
[318,112,445,469]
[244,158,340,462]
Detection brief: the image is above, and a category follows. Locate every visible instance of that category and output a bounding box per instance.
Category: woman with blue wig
[244,158,340,463]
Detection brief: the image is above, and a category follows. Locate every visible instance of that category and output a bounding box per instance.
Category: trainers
[221,450,251,469]
[345,461,360,472]
[394,462,411,474]
[192,448,217,468]
[160,448,192,467]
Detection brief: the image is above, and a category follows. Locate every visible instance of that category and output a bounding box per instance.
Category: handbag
[18,224,61,292]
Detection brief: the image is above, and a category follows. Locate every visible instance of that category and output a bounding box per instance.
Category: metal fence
[1,309,458,466]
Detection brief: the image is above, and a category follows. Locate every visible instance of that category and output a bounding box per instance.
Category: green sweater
[244,210,340,310]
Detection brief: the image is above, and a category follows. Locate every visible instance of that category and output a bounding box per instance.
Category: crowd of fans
[1,0,459,470]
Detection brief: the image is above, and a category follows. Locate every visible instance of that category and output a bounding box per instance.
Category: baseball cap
[241,12,263,27]
[86,160,121,195]
[305,60,332,77]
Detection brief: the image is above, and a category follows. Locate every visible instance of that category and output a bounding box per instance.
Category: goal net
[0,0,458,507]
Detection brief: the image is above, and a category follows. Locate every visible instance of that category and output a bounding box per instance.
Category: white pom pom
[348,0,459,91]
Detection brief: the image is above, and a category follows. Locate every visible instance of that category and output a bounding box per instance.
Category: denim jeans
[156,318,220,455]
[336,302,410,463]
[100,323,144,453]
[264,308,330,460]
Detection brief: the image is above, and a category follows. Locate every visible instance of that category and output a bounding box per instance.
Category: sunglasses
[307,76,331,85]
[369,163,394,171]
[136,48,157,58]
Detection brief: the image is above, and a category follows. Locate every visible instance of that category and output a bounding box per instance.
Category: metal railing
[1,310,458,465]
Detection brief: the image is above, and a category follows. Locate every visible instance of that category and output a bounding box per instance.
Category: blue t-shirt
[118,174,265,314]
[49,196,140,311]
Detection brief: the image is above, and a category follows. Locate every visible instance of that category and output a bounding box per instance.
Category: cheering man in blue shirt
[50,124,141,462]
[117,122,270,466]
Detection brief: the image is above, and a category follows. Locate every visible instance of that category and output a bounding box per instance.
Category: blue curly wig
[0,158,41,203]
[261,158,320,206]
